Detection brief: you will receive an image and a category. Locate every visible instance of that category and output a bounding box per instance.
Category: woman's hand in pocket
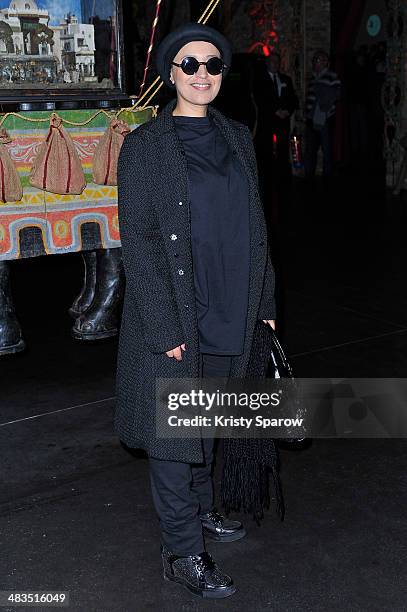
[166,343,186,361]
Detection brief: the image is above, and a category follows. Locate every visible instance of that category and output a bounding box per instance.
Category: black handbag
[251,322,310,449]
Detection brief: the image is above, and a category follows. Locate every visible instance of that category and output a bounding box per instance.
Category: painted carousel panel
[0,106,153,259]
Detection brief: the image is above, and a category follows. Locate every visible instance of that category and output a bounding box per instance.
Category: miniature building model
[0,1,95,85]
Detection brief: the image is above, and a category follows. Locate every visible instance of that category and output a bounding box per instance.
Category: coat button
[170,234,177,240]
[178,269,184,275]
[178,201,183,206]
[184,304,189,309]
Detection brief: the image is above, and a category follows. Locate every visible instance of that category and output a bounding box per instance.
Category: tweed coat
[114,97,276,463]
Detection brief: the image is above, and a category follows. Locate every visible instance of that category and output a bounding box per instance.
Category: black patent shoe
[200,508,247,542]
[161,545,236,599]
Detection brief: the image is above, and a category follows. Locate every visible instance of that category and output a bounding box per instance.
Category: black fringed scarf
[220,321,285,524]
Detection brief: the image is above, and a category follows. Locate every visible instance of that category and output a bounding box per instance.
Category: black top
[173,113,250,355]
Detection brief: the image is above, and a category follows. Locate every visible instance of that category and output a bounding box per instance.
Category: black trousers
[148,353,232,556]
[304,117,335,178]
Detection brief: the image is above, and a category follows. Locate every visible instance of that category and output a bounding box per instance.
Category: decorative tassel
[0,129,23,203]
[92,119,131,186]
[29,113,85,195]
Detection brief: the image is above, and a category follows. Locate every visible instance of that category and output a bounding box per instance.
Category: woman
[115,22,276,599]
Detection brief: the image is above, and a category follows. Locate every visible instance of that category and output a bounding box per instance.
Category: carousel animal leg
[0,261,25,355]
[71,247,123,341]
[68,250,97,318]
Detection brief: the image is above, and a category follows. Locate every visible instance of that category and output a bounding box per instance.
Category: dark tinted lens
[206,57,224,75]
[181,57,200,75]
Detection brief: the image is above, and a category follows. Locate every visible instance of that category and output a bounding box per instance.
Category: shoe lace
[204,509,224,527]
[191,552,215,577]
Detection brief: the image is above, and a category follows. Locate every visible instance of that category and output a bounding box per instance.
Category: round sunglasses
[171,56,226,76]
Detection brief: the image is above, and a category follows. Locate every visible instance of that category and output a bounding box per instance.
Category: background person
[253,51,299,184]
[304,50,341,180]
[252,51,299,228]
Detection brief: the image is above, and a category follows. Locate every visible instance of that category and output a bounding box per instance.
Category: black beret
[155,22,232,89]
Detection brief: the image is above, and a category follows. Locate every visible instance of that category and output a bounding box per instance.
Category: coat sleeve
[117,131,185,353]
[242,125,277,321]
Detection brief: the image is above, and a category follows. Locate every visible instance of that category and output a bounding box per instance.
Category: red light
[273,133,277,144]
[262,45,270,56]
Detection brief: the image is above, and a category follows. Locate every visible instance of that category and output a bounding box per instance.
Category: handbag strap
[269,328,294,378]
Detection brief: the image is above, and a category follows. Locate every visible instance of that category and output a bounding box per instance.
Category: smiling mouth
[191,83,211,89]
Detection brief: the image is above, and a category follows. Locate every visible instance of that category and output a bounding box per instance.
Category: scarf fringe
[220,454,285,525]
[219,321,287,524]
